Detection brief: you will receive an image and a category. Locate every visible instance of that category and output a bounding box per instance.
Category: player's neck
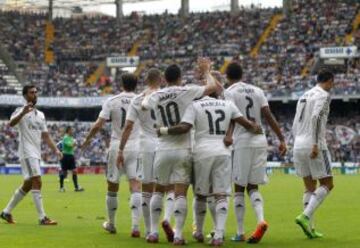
[317,84,330,92]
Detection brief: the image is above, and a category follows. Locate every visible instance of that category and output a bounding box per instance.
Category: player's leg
[142,182,154,236]
[1,178,31,224]
[147,150,172,243]
[211,155,232,246]
[301,176,318,234]
[246,148,268,244]
[192,157,212,243]
[59,157,66,192]
[124,151,142,237]
[72,169,84,191]
[104,181,119,233]
[172,149,192,245]
[231,148,251,242]
[103,147,120,234]
[163,184,175,223]
[140,152,155,236]
[128,178,142,237]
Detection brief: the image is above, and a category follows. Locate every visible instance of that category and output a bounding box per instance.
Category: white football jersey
[126,92,157,153]
[99,92,139,150]
[293,85,331,150]
[11,107,48,160]
[225,82,268,148]
[182,96,242,160]
[146,85,205,150]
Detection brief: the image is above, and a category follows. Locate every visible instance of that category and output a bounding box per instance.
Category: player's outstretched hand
[22,102,34,115]
[197,57,211,74]
[310,144,319,159]
[223,136,233,147]
[278,141,287,157]
[117,151,124,169]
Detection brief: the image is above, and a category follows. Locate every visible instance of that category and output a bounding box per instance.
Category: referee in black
[59,126,84,192]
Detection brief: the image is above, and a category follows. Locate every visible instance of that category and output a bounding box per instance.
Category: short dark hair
[121,73,137,92]
[317,70,334,83]
[226,62,243,81]
[165,64,181,84]
[65,126,72,133]
[22,85,36,96]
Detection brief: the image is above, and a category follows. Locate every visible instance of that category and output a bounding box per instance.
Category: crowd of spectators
[0,115,359,165]
[0,1,358,97]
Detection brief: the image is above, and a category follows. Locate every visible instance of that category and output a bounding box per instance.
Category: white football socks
[174,196,187,239]
[150,192,163,234]
[3,188,27,214]
[303,186,329,218]
[214,198,229,240]
[106,191,118,225]
[234,192,246,235]
[142,192,152,234]
[249,190,265,224]
[164,191,174,222]
[193,196,207,234]
[31,190,46,220]
[130,192,142,230]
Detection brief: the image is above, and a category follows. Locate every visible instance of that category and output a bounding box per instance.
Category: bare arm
[223,120,235,147]
[261,106,287,156]
[9,103,33,127]
[233,116,262,134]
[42,132,62,159]
[119,120,134,151]
[157,123,193,136]
[81,117,106,150]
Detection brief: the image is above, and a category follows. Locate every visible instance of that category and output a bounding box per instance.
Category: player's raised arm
[197,58,223,96]
[261,106,287,156]
[81,117,106,150]
[9,103,33,127]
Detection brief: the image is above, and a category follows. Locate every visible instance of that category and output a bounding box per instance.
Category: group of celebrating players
[1,57,335,246]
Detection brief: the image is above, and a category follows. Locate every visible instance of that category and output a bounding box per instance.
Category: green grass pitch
[1,172,359,248]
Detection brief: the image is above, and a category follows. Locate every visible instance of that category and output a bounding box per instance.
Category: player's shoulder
[35,109,46,118]
[131,92,145,106]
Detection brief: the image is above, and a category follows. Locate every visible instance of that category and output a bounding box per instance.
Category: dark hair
[146,68,162,84]
[317,70,334,83]
[121,73,137,92]
[22,85,36,96]
[165,64,181,84]
[65,126,72,133]
[226,62,243,81]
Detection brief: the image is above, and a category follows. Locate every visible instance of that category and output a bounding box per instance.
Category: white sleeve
[229,102,243,119]
[259,89,269,108]
[41,113,48,132]
[311,95,330,145]
[183,86,206,102]
[142,93,157,110]
[181,104,196,126]
[99,100,111,120]
[126,100,138,122]
[224,90,234,103]
[10,107,22,119]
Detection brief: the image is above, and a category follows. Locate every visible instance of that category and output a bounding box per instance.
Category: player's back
[149,85,204,150]
[293,86,330,150]
[101,92,139,148]
[128,93,157,151]
[225,82,267,147]
[190,96,239,159]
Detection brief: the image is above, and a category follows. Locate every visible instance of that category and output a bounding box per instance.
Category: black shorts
[60,154,76,171]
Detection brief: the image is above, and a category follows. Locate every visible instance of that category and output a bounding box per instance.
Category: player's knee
[31,176,42,189]
[234,184,245,193]
[129,179,141,192]
[195,194,207,202]
[107,181,119,192]
[246,183,258,194]
[22,180,32,192]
